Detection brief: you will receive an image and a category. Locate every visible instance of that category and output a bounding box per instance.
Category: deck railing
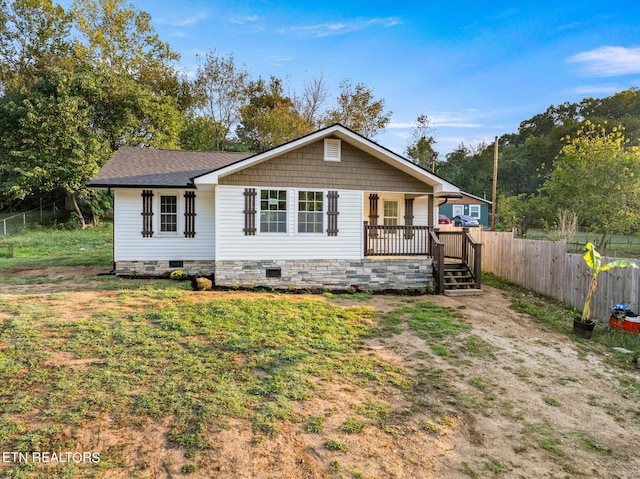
[431,227,482,292]
[363,222,432,256]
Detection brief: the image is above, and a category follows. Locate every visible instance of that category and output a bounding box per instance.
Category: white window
[160,195,178,233]
[469,205,481,219]
[298,191,324,233]
[383,200,398,226]
[452,205,464,217]
[260,190,287,233]
[324,138,341,162]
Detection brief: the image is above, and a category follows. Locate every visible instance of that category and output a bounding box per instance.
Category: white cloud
[567,46,640,76]
[287,17,401,37]
[155,12,209,27]
[565,84,622,95]
[228,15,261,25]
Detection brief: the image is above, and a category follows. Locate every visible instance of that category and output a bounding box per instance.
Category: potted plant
[574,242,638,338]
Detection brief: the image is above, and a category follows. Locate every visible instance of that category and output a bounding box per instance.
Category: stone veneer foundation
[214,258,433,291]
[114,258,433,291]
[114,260,215,277]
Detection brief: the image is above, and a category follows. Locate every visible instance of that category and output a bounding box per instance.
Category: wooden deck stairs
[441,261,483,296]
[430,227,483,296]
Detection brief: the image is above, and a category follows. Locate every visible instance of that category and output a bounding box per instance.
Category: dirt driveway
[2,268,640,478]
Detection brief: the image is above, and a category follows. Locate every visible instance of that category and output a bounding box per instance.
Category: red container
[609,315,640,334]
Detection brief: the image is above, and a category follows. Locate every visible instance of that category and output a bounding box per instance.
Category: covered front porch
[364,223,482,293]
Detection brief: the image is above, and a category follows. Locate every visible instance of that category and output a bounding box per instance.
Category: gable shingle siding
[218,140,432,193]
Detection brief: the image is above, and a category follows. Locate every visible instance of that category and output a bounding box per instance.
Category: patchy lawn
[1,265,640,477]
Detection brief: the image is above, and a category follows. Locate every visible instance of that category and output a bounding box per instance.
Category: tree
[540,121,640,248]
[295,73,329,130]
[0,67,181,224]
[0,0,73,93]
[0,68,108,226]
[237,76,311,152]
[437,142,494,198]
[405,114,438,170]
[179,115,227,151]
[192,50,249,150]
[323,79,391,138]
[71,0,180,97]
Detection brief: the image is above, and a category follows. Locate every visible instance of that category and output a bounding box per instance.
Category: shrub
[170,270,187,280]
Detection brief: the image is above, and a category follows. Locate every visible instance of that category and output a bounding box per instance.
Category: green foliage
[324,439,347,452]
[405,114,438,169]
[237,76,312,152]
[580,242,637,322]
[323,79,391,138]
[540,121,640,242]
[169,270,187,281]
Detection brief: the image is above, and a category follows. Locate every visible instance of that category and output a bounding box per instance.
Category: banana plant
[581,243,638,322]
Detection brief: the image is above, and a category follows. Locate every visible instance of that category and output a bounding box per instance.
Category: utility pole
[491,136,498,231]
[431,152,436,172]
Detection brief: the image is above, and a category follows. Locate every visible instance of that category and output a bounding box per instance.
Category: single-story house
[89,124,466,291]
[439,192,492,228]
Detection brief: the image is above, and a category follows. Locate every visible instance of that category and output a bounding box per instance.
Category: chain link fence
[0,200,66,238]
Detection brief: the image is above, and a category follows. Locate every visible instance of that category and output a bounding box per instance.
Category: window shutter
[243,188,257,235]
[141,190,154,237]
[327,191,339,236]
[184,191,196,238]
[368,193,378,238]
[404,198,414,239]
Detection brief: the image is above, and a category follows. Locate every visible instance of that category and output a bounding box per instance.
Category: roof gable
[194,124,460,194]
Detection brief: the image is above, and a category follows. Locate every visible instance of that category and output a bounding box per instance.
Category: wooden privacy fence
[438,225,640,321]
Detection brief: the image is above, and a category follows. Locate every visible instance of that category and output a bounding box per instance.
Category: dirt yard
[2,267,640,478]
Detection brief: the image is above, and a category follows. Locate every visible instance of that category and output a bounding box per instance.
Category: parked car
[438,214,451,225]
[453,214,479,227]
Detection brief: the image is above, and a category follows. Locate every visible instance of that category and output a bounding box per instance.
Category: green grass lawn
[0,223,113,269]
[523,229,640,257]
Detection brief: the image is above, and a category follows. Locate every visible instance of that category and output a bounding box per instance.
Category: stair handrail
[462,227,482,289]
[430,229,446,293]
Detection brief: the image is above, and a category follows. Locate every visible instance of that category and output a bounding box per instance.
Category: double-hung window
[383,200,398,226]
[298,191,323,233]
[260,190,287,233]
[160,195,178,233]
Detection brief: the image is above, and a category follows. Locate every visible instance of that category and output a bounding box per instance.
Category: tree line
[0,0,395,225]
[434,88,640,247]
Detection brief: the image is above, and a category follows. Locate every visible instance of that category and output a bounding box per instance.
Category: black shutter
[184,191,196,238]
[141,190,154,237]
[327,191,339,236]
[243,188,257,235]
[404,197,414,239]
[368,193,379,238]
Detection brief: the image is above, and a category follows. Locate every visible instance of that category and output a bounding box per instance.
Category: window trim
[297,190,324,234]
[383,199,399,226]
[159,194,179,235]
[469,204,481,219]
[259,189,288,234]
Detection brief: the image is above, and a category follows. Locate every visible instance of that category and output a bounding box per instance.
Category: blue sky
[96,1,640,156]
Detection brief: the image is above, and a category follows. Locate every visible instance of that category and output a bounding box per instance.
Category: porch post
[428,194,435,226]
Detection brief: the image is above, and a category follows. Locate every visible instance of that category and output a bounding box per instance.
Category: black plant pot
[573,317,595,339]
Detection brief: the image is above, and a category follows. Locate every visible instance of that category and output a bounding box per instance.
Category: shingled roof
[89,147,253,188]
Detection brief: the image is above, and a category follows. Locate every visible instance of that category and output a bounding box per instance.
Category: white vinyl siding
[113,189,216,261]
[216,185,362,260]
